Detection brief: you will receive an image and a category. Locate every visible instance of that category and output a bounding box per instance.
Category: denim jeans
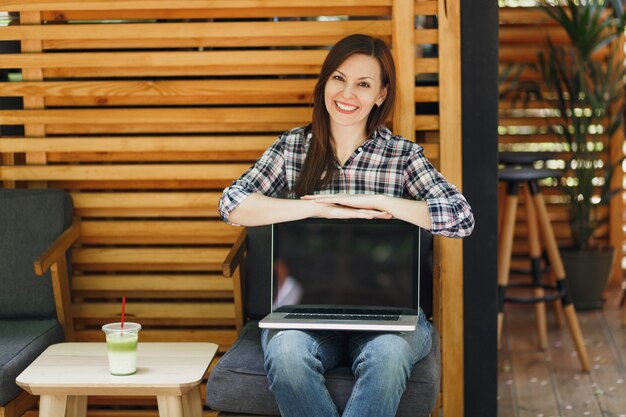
[261,310,433,417]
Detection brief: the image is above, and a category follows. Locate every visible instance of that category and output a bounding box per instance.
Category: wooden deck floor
[498,285,626,417]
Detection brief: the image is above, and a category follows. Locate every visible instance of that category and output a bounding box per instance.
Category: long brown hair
[293,34,396,197]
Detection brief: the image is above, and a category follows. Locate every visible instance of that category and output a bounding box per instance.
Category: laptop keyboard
[284,308,401,322]
[285,313,400,321]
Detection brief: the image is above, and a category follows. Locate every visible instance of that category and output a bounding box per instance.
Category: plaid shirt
[219,125,474,238]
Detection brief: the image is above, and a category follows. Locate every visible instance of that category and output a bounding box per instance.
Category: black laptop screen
[271,219,420,311]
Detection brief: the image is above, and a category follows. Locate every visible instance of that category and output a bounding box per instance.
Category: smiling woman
[323,53,388,164]
[217,33,474,417]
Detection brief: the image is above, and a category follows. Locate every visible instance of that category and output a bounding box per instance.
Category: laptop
[258,218,422,331]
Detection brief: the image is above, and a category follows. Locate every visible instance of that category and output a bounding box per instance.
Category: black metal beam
[461,2,499,416]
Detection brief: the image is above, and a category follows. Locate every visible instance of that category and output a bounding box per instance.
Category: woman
[219,34,474,417]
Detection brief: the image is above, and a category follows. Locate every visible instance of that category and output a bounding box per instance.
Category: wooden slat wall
[498,6,625,282]
[0,0,464,414]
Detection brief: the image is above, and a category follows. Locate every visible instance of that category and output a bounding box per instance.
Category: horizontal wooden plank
[40,7,391,21]
[0,164,250,181]
[0,80,316,105]
[414,28,438,45]
[420,143,439,160]
[415,115,439,130]
[72,247,229,271]
[72,301,235,324]
[45,151,264,162]
[416,57,438,73]
[0,136,276,153]
[72,274,233,299]
[414,0,438,15]
[1,20,391,46]
[0,107,312,124]
[499,26,568,45]
[415,86,438,102]
[40,57,438,78]
[79,220,239,244]
[72,274,232,292]
[34,0,438,22]
[42,123,300,134]
[0,50,329,73]
[1,107,312,133]
[500,45,610,64]
[70,192,223,217]
[498,134,570,143]
[1,0,393,11]
[512,222,573,238]
[511,239,577,255]
[499,100,556,110]
[499,116,560,127]
[50,180,232,190]
[40,66,311,78]
[498,8,554,25]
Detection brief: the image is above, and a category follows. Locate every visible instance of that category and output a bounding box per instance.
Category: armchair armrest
[32,219,80,341]
[222,228,247,277]
[34,220,80,276]
[223,229,247,332]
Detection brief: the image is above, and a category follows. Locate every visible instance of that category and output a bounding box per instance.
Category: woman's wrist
[375,194,392,213]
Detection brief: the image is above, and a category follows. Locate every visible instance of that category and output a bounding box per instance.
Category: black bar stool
[498,166,591,372]
[499,151,556,167]
[499,152,555,275]
[499,152,565,332]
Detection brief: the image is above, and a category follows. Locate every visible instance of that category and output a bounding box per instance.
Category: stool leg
[498,182,507,243]
[537,217,565,328]
[524,185,548,350]
[547,271,565,328]
[530,181,591,372]
[621,278,626,325]
[498,182,519,349]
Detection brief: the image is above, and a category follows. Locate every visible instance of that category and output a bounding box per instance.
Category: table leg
[181,386,202,417]
[66,396,88,417]
[157,395,184,417]
[39,395,67,417]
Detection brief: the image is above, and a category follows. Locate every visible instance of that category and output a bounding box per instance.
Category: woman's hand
[302,193,385,210]
[302,194,392,219]
[303,193,432,230]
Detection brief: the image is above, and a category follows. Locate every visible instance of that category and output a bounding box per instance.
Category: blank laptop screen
[271,219,420,311]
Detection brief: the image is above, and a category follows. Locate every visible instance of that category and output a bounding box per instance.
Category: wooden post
[392,0,415,141]
[438,0,464,415]
[20,11,46,189]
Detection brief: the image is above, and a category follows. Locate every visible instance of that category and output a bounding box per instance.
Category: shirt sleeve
[403,146,475,238]
[218,135,288,223]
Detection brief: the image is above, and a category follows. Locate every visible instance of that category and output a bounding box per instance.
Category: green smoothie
[102,322,141,375]
[106,332,138,351]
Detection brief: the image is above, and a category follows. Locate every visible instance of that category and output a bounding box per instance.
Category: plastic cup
[101,322,141,375]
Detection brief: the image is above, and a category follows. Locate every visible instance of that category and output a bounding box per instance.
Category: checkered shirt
[219,125,474,238]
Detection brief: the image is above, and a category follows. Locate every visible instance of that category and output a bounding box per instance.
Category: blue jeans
[261,311,433,417]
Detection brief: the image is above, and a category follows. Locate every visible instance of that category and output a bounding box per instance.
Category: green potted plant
[502,0,625,309]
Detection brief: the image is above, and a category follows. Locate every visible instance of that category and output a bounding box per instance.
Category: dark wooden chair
[206,224,440,417]
[0,189,77,417]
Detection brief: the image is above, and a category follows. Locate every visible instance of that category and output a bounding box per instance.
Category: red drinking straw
[121,296,126,333]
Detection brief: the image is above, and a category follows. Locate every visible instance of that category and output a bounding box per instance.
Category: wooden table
[16,343,218,417]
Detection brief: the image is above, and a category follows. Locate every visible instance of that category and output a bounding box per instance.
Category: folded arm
[228,193,391,227]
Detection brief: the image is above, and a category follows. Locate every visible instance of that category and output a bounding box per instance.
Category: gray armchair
[206,225,440,417]
[0,189,78,417]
